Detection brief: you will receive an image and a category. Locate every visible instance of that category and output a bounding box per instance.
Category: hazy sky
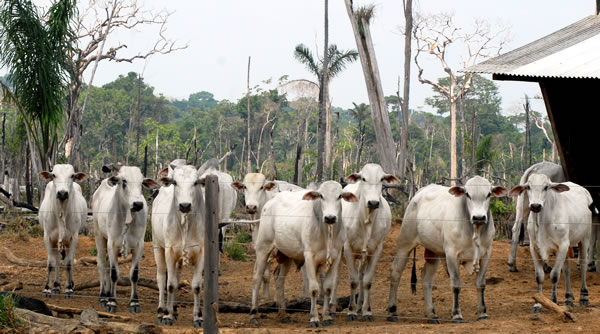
[5,1,597,114]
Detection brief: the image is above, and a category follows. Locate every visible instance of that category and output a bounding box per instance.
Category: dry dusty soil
[2,222,600,333]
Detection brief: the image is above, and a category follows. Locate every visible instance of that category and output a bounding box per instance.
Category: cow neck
[112,181,133,226]
[48,181,73,254]
[170,186,204,265]
[355,183,376,263]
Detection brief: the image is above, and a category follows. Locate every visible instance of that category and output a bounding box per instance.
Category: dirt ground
[2,222,600,333]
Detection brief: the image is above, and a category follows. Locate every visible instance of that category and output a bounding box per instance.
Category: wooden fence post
[204,174,219,333]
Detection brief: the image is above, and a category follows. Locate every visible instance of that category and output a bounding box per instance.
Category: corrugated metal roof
[462,15,600,79]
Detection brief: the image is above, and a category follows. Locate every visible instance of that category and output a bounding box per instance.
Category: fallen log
[0,281,22,292]
[75,255,132,266]
[533,293,576,322]
[46,303,132,321]
[2,247,45,267]
[218,295,351,314]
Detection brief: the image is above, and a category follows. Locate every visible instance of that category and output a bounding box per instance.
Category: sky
[4,1,597,115]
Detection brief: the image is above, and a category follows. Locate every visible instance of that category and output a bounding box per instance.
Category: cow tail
[589,202,599,216]
[410,248,417,295]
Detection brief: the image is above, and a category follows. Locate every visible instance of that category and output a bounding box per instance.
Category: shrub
[0,294,22,330]
[90,246,97,257]
[234,231,252,244]
[223,241,248,262]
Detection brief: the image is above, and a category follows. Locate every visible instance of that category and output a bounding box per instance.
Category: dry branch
[0,281,22,291]
[2,247,45,267]
[46,303,131,321]
[75,255,132,266]
[74,277,188,291]
[533,293,576,322]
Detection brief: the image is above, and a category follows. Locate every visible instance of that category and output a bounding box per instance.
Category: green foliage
[475,135,497,170]
[0,294,22,329]
[234,231,252,244]
[144,220,152,242]
[90,246,97,257]
[223,241,249,262]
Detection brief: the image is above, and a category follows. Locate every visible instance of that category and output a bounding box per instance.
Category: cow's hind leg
[361,245,383,322]
[96,235,110,307]
[344,248,359,322]
[423,256,441,323]
[64,237,77,298]
[105,239,121,313]
[563,259,574,307]
[550,242,569,305]
[154,247,168,324]
[387,246,413,322]
[275,259,292,323]
[128,240,144,313]
[250,246,271,325]
[579,240,590,307]
[191,249,205,328]
[322,252,343,326]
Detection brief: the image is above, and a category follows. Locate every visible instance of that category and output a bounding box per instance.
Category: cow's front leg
[344,246,359,321]
[423,256,441,323]
[154,247,168,324]
[578,240,590,307]
[475,250,491,320]
[128,240,144,313]
[529,236,545,313]
[550,242,569,305]
[303,252,321,328]
[361,245,382,322]
[191,249,205,328]
[162,248,180,326]
[43,237,59,298]
[95,236,110,307]
[322,251,342,326]
[64,238,77,298]
[105,240,121,313]
[446,255,463,323]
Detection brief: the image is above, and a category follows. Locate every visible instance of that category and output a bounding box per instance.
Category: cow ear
[107,176,120,186]
[158,167,170,177]
[341,192,359,202]
[73,173,87,182]
[491,186,507,197]
[508,185,526,197]
[264,182,277,191]
[142,178,160,190]
[195,177,206,187]
[551,183,570,192]
[102,165,112,173]
[448,186,466,197]
[345,173,361,184]
[232,181,245,190]
[40,171,53,180]
[302,191,322,201]
[159,177,176,187]
[382,174,401,184]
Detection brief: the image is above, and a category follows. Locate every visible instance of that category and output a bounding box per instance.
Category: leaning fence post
[204,174,219,333]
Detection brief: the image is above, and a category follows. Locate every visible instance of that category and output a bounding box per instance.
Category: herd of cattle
[34,160,599,328]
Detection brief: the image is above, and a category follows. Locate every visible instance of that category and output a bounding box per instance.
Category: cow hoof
[387,314,399,322]
[322,319,334,326]
[361,315,374,322]
[531,306,542,314]
[346,314,357,322]
[161,317,174,326]
[64,289,74,299]
[452,317,464,324]
[250,318,259,325]
[309,321,321,328]
[477,314,489,321]
[428,317,440,324]
[580,299,589,307]
[52,288,61,295]
[105,303,117,313]
[43,289,52,298]
[508,265,518,273]
[129,303,141,313]
[193,319,202,328]
[564,300,575,308]
[280,317,293,324]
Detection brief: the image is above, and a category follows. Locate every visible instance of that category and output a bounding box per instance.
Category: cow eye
[122,181,127,188]
[465,193,471,199]
[361,177,366,182]
[338,194,342,199]
[259,186,264,190]
[544,186,548,191]
[486,193,491,199]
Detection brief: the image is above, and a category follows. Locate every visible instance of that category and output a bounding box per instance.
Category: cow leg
[328,258,344,316]
[105,240,121,313]
[446,255,463,323]
[303,252,320,328]
[423,257,441,323]
[529,237,545,313]
[301,265,308,298]
[163,248,180,326]
[322,252,343,326]
[508,203,525,272]
[387,247,412,322]
[64,237,77,298]
[344,246,359,321]
[96,236,109,307]
[43,237,59,298]
[563,259,574,307]
[475,251,492,320]
[361,245,382,322]
[128,240,144,313]
[590,216,600,272]
[579,240,590,307]
[262,262,271,299]
[154,246,168,324]
[550,242,569,305]
[275,259,292,323]
[250,247,270,325]
[191,249,205,328]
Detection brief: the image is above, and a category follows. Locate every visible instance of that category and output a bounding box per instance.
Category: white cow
[146,165,206,327]
[39,164,87,298]
[509,174,593,310]
[250,181,357,327]
[387,176,507,323]
[342,163,399,321]
[92,164,150,313]
[508,161,566,272]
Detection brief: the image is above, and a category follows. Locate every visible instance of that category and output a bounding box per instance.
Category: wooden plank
[532,293,576,322]
[204,174,220,333]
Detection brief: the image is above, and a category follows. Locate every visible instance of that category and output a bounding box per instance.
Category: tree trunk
[317,0,329,182]
[293,120,303,185]
[269,123,278,179]
[247,56,252,173]
[459,96,467,178]
[325,85,332,174]
[399,0,413,180]
[345,0,398,175]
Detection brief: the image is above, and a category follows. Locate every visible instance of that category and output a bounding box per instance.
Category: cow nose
[56,191,69,201]
[530,204,542,213]
[246,205,257,214]
[179,203,192,213]
[131,201,144,212]
[367,200,380,209]
[324,215,337,224]
[472,215,487,224]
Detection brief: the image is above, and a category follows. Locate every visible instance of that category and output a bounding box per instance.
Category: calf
[510,174,593,310]
[342,163,399,321]
[250,181,357,327]
[508,161,565,272]
[92,164,149,313]
[146,165,206,327]
[387,176,507,323]
[39,164,87,298]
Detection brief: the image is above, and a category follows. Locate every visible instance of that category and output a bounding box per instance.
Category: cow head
[153,165,203,214]
[509,173,569,213]
[449,176,507,225]
[232,173,277,215]
[106,166,146,213]
[40,164,87,202]
[302,181,358,225]
[345,164,400,210]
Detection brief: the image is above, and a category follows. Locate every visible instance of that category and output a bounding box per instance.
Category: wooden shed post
[204,174,219,333]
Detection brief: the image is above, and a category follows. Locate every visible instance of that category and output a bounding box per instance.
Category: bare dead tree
[398,0,413,180]
[413,12,507,185]
[65,0,187,168]
[531,112,557,163]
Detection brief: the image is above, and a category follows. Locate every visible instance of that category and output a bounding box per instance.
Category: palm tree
[294,43,358,178]
[349,102,370,168]
[0,0,77,171]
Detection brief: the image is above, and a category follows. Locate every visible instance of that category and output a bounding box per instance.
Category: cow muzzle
[131,201,144,212]
[324,215,337,224]
[246,205,257,215]
[179,202,192,213]
[56,191,69,201]
[471,215,487,225]
[530,203,542,213]
[367,200,380,209]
